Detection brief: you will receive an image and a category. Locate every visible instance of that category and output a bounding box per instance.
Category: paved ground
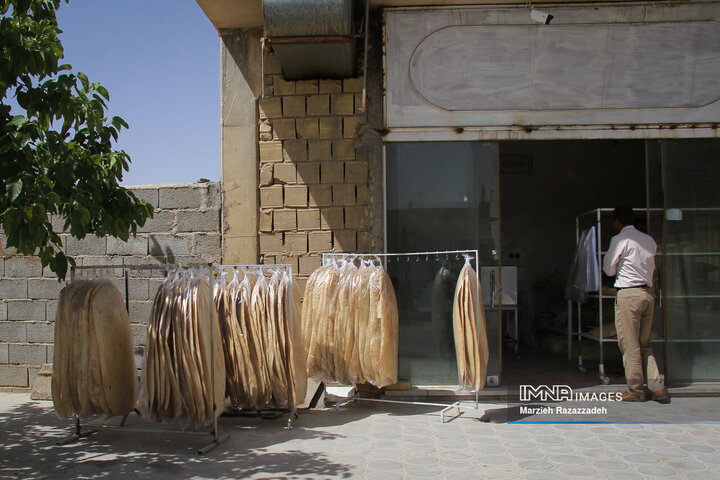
[1,392,720,479]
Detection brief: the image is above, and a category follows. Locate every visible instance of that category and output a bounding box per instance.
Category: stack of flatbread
[141,272,225,427]
[303,261,399,387]
[452,261,489,391]
[214,268,306,411]
[52,279,137,419]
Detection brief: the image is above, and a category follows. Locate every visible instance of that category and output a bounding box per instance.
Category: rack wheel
[600,374,610,385]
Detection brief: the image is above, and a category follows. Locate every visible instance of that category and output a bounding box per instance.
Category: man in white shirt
[603,205,670,404]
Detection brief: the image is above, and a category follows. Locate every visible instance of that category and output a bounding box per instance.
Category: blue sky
[55,0,221,186]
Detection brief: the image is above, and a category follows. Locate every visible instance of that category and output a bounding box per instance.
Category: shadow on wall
[149,237,176,265]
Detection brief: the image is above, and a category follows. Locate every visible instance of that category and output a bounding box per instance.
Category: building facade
[201,0,720,385]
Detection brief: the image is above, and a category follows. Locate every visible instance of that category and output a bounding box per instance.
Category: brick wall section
[258,52,373,291]
[0,182,222,387]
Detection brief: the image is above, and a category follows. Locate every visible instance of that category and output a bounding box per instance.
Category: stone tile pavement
[0,392,719,479]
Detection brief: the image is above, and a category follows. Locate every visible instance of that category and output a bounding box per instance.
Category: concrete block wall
[0,182,222,387]
[257,51,375,290]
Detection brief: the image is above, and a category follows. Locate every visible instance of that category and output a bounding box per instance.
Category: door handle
[491,270,496,309]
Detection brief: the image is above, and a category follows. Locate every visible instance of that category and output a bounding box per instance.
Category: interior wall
[499,140,646,346]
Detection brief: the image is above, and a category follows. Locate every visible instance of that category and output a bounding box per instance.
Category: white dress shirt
[603,225,657,288]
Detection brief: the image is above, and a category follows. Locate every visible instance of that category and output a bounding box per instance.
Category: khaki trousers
[615,288,665,394]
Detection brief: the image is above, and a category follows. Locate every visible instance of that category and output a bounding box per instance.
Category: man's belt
[616,285,651,290]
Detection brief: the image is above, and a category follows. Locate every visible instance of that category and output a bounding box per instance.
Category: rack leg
[56,416,98,445]
[198,415,229,455]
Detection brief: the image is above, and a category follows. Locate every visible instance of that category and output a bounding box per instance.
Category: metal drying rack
[321,250,484,423]
[212,263,300,431]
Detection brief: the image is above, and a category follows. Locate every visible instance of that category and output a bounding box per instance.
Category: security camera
[530,9,553,24]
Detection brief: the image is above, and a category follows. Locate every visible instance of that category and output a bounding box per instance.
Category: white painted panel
[386,3,720,131]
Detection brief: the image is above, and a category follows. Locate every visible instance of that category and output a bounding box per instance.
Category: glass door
[662,139,720,382]
[385,141,501,386]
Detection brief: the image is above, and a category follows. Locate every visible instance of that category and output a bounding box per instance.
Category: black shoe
[651,389,671,404]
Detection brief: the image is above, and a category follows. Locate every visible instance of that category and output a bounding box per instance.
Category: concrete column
[220,29,263,264]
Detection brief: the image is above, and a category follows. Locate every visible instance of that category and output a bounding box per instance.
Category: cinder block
[0,343,7,363]
[308,140,332,162]
[333,231,357,252]
[260,185,284,208]
[259,97,282,119]
[308,231,332,253]
[127,278,149,301]
[284,233,307,254]
[4,256,42,278]
[275,255,299,270]
[272,118,296,140]
[274,75,296,95]
[66,235,107,255]
[331,93,355,115]
[7,301,45,321]
[45,300,58,322]
[297,209,321,230]
[261,254,276,265]
[283,140,308,162]
[129,301,154,326]
[344,116,362,138]
[309,186,332,207]
[0,321,27,342]
[130,323,148,347]
[107,236,148,256]
[273,210,297,231]
[358,231,373,252]
[260,234,283,254]
[296,163,320,184]
[259,210,273,232]
[9,344,47,365]
[28,366,39,389]
[296,79,318,94]
[177,209,221,233]
[131,188,160,208]
[299,255,322,275]
[260,141,284,163]
[333,185,356,206]
[193,233,222,259]
[307,95,330,116]
[0,302,6,321]
[260,164,274,186]
[321,207,344,229]
[319,79,342,93]
[158,187,202,209]
[137,210,176,234]
[357,184,369,204]
[263,52,283,74]
[51,214,68,233]
[284,185,308,207]
[345,161,369,183]
[28,279,62,300]
[148,234,191,257]
[296,118,319,139]
[27,323,54,343]
[0,279,28,299]
[321,162,344,184]
[345,206,369,229]
[282,96,306,117]
[319,117,343,139]
[273,163,297,184]
[0,365,28,387]
[343,77,363,93]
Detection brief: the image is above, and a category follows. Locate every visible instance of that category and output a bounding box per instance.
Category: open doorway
[499,139,647,386]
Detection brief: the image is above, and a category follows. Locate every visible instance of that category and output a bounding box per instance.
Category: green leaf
[6,180,22,202]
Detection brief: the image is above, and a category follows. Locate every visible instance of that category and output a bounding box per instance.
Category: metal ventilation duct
[262,0,357,79]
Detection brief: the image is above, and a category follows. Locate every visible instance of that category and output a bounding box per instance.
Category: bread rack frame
[321,249,484,423]
[60,262,228,454]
